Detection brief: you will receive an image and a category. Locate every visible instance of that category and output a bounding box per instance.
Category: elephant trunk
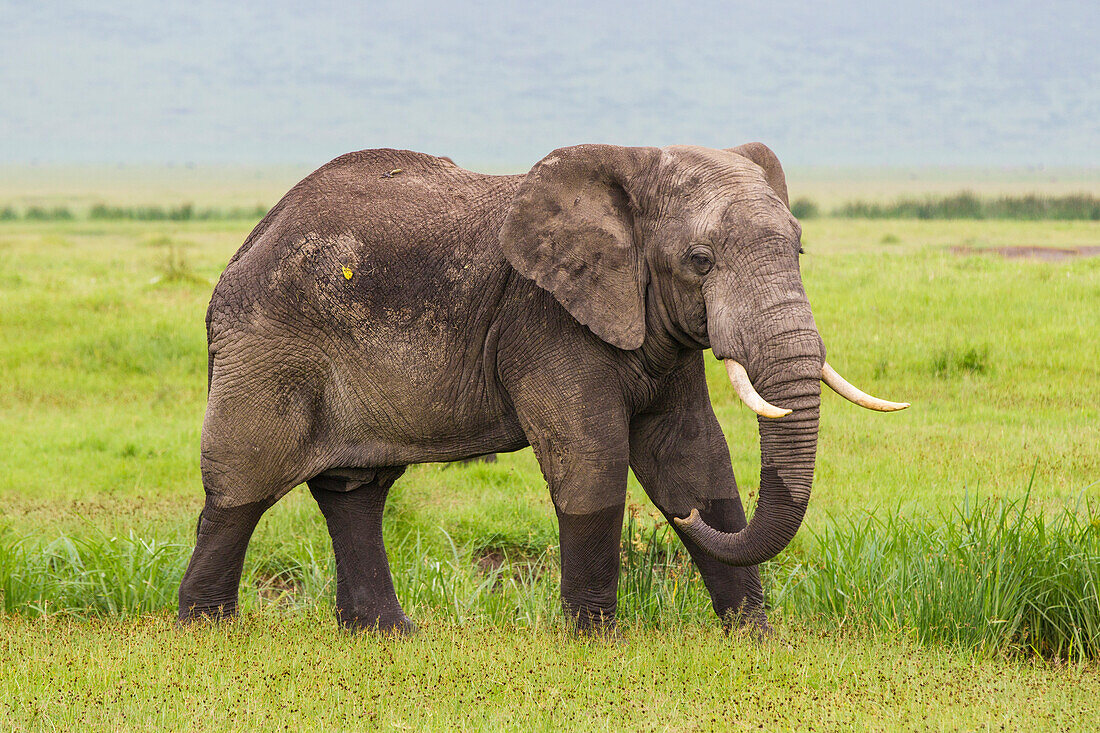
[677,326,822,567]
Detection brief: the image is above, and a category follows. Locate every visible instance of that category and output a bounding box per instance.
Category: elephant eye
[688,249,714,275]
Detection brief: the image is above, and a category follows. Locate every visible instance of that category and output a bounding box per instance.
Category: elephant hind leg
[182,350,331,622]
[181,419,314,622]
[307,466,413,634]
[178,495,272,622]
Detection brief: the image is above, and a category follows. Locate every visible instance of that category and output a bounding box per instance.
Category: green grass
[1,212,1098,728]
[777,490,1100,660]
[4,614,1096,731]
[6,614,1100,731]
[3,494,1098,661]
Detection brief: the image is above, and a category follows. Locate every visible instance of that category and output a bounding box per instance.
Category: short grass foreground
[1,212,1099,728]
[3,614,1097,730]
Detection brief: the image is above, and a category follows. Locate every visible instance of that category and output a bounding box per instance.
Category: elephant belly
[323,345,529,466]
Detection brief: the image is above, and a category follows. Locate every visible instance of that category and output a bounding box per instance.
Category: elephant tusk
[724,360,792,419]
[821,361,910,412]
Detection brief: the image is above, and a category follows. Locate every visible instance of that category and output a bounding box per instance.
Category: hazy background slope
[2,0,1097,168]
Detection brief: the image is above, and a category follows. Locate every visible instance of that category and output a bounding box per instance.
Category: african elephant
[178,143,907,634]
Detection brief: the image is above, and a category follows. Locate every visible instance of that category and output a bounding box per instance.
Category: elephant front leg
[664,497,767,633]
[633,448,768,632]
[508,364,632,635]
[556,503,625,634]
[523,422,629,633]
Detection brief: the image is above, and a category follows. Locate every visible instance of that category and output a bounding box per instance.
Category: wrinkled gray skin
[179,143,824,635]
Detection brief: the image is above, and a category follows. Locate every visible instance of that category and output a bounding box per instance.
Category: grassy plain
[3,614,1097,731]
[1,194,1098,728]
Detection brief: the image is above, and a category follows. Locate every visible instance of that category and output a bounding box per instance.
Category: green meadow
[1,187,1098,728]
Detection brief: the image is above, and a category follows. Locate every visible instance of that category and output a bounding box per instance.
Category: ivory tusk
[821,361,910,412]
[724,360,792,419]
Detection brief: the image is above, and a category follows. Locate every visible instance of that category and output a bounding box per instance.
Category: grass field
[1,196,1099,728]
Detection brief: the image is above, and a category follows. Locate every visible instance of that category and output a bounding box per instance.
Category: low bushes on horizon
[789,197,820,219]
[88,203,270,221]
[835,192,1100,220]
[0,204,270,222]
[1,192,1099,222]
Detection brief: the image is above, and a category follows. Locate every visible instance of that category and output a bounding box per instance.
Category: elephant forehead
[661,145,763,184]
[657,150,785,215]
[688,195,797,245]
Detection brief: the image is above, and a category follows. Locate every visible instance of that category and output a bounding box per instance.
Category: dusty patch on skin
[950,245,1100,261]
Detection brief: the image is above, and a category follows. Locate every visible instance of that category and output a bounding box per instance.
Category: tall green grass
[3,493,1096,660]
[773,492,1100,660]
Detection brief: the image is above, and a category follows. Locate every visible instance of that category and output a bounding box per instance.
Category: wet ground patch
[950,245,1100,261]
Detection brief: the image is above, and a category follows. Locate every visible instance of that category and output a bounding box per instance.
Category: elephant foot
[747,617,774,643]
[574,623,623,644]
[177,602,238,625]
[567,607,619,640]
[722,607,772,642]
[338,610,419,637]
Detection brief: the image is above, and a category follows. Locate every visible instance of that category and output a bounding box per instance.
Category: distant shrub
[790,197,819,219]
[23,206,75,221]
[985,193,1100,220]
[147,236,205,284]
[0,207,17,221]
[931,345,990,376]
[880,233,901,244]
[836,192,1100,220]
[91,203,194,221]
[89,203,268,221]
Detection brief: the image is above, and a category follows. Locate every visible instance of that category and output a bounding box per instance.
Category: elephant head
[500,143,907,566]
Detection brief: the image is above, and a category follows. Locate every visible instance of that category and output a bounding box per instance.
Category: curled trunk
[677,333,822,566]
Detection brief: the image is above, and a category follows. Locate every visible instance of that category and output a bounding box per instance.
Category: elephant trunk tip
[672,508,701,530]
[674,506,775,567]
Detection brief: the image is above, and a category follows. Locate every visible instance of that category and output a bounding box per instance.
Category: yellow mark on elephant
[342,265,353,280]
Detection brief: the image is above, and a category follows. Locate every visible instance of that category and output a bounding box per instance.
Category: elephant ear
[500,145,659,351]
[726,142,790,209]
